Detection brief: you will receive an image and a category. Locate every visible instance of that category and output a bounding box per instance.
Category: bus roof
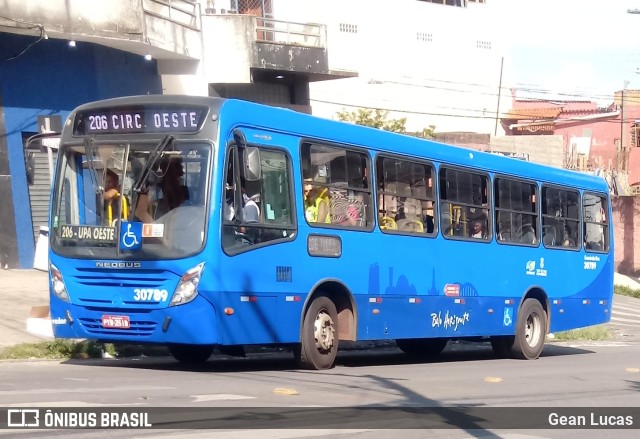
[69,95,610,194]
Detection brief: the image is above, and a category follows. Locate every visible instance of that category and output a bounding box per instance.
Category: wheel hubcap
[524,313,542,347]
[313,310,335,352]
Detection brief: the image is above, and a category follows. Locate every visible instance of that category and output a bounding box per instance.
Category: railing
[255,17,325,49]
[142,0,201,31]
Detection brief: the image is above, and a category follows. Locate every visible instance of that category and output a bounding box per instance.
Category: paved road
[0,269,638,348]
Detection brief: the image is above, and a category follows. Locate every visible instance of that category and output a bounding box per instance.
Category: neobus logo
[96,262,142,269]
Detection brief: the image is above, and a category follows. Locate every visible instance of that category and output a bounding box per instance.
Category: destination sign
[59,225,116,242]
[74,106,208,135]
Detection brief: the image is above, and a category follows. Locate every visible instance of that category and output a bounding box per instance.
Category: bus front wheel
[295,295,338,370]
[169,343,214,365]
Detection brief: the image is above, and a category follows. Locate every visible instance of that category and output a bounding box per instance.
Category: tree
[336,107,435,139]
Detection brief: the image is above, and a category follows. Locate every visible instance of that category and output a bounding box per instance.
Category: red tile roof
[503,108,562,119]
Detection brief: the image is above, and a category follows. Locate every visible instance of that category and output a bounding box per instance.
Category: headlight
[170,262,205,306]
[50,263,70,302]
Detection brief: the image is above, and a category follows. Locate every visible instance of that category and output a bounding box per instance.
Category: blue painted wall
[0,33,163,268]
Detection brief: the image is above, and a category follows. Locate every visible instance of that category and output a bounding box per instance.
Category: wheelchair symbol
[503,307,513,327]
[122,223,140,248]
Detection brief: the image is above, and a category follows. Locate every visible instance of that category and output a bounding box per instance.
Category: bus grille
[78,317,157,337]
[71,268,169,288]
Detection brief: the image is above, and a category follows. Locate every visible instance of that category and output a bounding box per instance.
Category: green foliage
[614,284,640,298]
[336,107,436,138]
[551,325,612,341]
[0,340,152,360]
[335,108,407,133]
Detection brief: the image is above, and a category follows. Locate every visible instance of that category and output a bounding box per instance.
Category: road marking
[625,367,640,373]
[484,377,503,383]
[273,388,299,396]
[607,321,640,327]
[1,401,147,407]
[0,385,172,396]
[133,429,379,439]
[190,394,256,402]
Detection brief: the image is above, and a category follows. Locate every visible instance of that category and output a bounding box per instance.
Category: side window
[301,143,372,228]
[541,186,580,249]
[583,193,609,252]
[494,178,538,245]
[222,145,295,254]
[439,168,490,240]
[376,156,436,235]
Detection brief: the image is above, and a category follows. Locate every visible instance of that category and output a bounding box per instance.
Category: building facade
[501,90,640,190]
[0,0,357,268]
[1,0,514,268]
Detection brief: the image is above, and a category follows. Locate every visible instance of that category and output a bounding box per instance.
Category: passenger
[104,169,120,204]
[241,178,260,223]
[103,169,128,224]
[304,180,330,223]
[135,157,186,223]
[468,213,488,239]
[521,223,537,244]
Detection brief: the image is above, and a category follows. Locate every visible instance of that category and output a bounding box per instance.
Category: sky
[502,0,640,105]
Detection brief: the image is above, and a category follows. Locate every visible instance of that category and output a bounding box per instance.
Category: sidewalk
[0,269,51,348]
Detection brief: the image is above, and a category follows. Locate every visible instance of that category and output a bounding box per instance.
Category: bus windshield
[50,140,211,259]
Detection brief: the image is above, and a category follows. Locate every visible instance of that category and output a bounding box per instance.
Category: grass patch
[0,341,168,360]
[551,325,612,342]
[0,340,115,360]
[614,284,640,299]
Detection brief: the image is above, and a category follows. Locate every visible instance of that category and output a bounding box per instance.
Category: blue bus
[48,95,613,369]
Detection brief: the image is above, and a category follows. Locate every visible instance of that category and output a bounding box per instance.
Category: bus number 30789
[133,289,168,302]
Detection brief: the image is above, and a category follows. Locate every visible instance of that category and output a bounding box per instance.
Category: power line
[0,16,46,61]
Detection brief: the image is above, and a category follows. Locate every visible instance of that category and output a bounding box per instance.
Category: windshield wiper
[132,135,174,194]
[83,138,99,193]
[130,135,174,222]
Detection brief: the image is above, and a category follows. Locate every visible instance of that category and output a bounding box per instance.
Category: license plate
[101,315,131,329]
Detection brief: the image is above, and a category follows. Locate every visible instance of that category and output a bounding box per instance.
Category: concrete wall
[200,14,254,83]
[0,0,144,41]
[0,33,162,268]
[489,135,564,168]
[612,196,640,276]
[306,0,509,134]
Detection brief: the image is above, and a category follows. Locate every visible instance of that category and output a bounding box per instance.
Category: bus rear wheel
[396,338,448,357]
[511,298,547,359]
[295,295,338,370]
[169,343,214,365]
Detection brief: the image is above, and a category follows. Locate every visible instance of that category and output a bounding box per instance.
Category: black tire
[511,298,547,360]
[490,335,515,358]
[396,338,448,357]
[168,343,214,365]
[295,295,339,370]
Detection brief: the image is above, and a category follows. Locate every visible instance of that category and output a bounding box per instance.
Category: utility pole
[494,57,504,137]
[620,80,630,171]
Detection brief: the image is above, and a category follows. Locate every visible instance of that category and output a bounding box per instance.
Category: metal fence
[255,17,325,48]
[143,0,201,30]
[231,0,273,18]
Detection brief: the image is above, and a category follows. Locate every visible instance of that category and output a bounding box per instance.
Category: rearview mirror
[243,147,261,181]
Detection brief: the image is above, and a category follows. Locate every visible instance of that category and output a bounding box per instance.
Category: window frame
[375,153,438,237]
[438,165,491,242]
[222,140,297,256]
[540,184,581,251]
[583,191,610,253]
[493,175,539,247]
[300,140,374,231]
